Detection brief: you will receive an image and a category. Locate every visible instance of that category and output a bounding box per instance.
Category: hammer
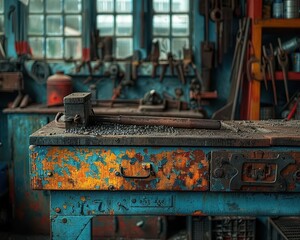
[62,93,221,130]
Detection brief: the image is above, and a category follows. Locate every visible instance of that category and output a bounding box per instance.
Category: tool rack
[242,0,300,120]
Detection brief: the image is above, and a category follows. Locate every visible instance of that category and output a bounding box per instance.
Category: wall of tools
[0,0,248,118]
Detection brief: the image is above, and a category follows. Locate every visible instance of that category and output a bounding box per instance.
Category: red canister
[47,71,73,106]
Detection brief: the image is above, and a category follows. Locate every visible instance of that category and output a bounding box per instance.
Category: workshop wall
[2,0,242,116]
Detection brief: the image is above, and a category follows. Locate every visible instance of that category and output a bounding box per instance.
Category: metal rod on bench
[92,115,221,130]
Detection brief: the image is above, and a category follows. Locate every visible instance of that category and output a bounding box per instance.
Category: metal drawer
[210,151,300,192]
[30,146,208,191]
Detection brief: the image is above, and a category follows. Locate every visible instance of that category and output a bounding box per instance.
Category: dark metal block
[210,151,300,192]
[63,92,92,129]
[0,72,23,92]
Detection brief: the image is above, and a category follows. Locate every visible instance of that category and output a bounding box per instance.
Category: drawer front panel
[210,151,300,192]
[30,146,208,191]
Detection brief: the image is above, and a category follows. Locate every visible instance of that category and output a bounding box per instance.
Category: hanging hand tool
[132,50,141,81]
[160,53,174,82]
[246,41,267,90]
[182,48,203,86]
[150,40,160,78]
[140,0,145,48]
[261,57,268,91]
[230,19,244,81]
[277,38,290,103]
[222,6,233,54]
[263,44,277,106]
[112,63,132,101]
[77,8,93,82]
[174,60,185,85]
[210,0,223,65]
[200,0,214,91]
[212,18,250,120]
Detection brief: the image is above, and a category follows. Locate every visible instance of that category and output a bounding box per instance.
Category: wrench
[277,38,290,103]
[210,0,223,65]
[261,57,268,91]
[263,44,277,106]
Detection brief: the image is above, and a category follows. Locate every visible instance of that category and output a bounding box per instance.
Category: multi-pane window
[0,0,4,35]
[96,0,133,59]
[28,0,82,59]
[152,0,190,59]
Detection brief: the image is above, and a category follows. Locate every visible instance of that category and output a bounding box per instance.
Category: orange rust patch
[193,210,206,216]
[34,147,209,191]
[109,210,115,215]
[80,196,86,202]
[125,149,136,158]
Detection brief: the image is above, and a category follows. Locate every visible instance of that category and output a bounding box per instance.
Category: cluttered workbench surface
[29,93,300,239]
[30,119,300,147]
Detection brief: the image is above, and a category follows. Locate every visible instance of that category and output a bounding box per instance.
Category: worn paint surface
[92,216,167,239]
[8,114,50,234]
[30,146,208,191]
[50,191,300,217]
[51,216,92,240]
[210,151,300,192]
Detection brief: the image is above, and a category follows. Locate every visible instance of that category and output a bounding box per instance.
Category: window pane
[116,0,132,13]
[28,15,44,35]
[64,0,82,13]
[172,15,189,36]
[65,15,82,36]
[97,15,114,36]
[46,15,63,35]
[0,16,4,34]
[29,0,44,13]
[29,37,45,58]
[116,38,132,59]
[46,0,62,13]
[172,0,189,12]
[153,15,170,36]
[65,38,82,59]
[46,37,63,59]
[97,0,114,12]
[0,0,3,13]
[172,38,189,59]
[116,15,132,36]
[154,38,170,59]
[153,0,170,12]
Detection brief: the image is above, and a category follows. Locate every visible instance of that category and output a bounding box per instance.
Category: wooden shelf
[267,72,300,81]
[254,18,300,28]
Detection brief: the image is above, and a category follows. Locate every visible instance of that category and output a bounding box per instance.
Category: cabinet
[242,0,300,120]
[6,113,51,234]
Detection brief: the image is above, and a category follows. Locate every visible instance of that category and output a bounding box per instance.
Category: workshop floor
[0,233,49,240]
[0,232,189,240]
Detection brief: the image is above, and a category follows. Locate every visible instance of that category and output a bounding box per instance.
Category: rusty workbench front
[29,120,300,239]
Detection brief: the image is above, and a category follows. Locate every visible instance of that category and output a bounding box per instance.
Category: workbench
[29,119,300,239]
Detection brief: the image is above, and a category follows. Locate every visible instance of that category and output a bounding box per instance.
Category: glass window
[0,0,4,35]
[28,0,83,59]
[97,0,133,59]
[152,0,190,59]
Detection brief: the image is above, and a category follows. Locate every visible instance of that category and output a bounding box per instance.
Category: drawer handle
[118,163,155,179]
[229,153,295,191]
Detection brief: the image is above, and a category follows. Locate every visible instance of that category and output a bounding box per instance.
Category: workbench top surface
[29,120,300,147]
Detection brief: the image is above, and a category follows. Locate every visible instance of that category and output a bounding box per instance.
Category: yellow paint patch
[33,147,209,191]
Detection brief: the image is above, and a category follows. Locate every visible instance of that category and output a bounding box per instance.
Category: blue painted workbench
[29,120,300,239]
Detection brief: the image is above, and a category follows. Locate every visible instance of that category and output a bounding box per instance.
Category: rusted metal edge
[29,135,270,147]
[269,136,300,146]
